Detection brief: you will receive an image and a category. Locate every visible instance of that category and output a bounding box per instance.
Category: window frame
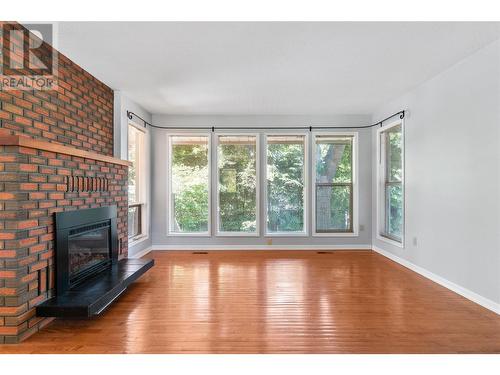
[166,132,212,237]
[215,132,260,237]
[311,131,359,237]
[376,119,405,248]
[263,132,309,237]
[127,120,148,245]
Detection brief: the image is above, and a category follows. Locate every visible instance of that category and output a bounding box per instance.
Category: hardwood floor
[1,250,499,354]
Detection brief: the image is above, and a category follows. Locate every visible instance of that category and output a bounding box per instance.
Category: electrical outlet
[412,237,418,247]
[267,239,273,245]
[359,224,365,231]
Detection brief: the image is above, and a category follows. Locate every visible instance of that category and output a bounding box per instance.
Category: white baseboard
[151,244,371,251]
[129,246,153,259]
[373,245,500,315]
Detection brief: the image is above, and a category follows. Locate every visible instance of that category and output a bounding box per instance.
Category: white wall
[116,38,500,312]
[371,40,500,307]
[114,92,153,257]
[150,114,373,249]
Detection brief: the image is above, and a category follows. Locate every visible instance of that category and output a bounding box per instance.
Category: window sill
[312,232,359,237]
[264,232,308,237]
[377,234,404,248]
[166,232,211,237]
[216,232,260,237]
[128,234,149,248]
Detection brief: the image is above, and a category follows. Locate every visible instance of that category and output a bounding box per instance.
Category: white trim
[151,244,372,251]
[215,132,260,236]
[129,246,153,259]
[263,132,309,236]
[376,118,405,248]
[373,245,500,315]
[166,132,212,236]
[311,131,359,237]
[128,118,147,133]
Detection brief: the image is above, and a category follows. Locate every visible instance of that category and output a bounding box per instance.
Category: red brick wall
[0,145,128,343]
[0,22,126,343]
[0,22,114,156]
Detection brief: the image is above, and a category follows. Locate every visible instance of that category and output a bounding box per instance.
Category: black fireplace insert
[37,205,153,318]
[55,206,118,294]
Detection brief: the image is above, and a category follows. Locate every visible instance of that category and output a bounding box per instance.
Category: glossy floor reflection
[1,250,500,353]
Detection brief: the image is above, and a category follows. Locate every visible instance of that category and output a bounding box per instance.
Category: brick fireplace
[0,22,129,343]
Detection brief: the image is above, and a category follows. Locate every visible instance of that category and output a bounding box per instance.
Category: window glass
[128,125,145,239]
[128,126,139,204]
[266,135,305,233]
[218,135,258,233]
[315,136,353,233]
[170,135,210,233]
[383,124,403,240]
[128,205,141,238]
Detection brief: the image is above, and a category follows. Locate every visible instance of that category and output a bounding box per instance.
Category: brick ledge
[0,132,131,167]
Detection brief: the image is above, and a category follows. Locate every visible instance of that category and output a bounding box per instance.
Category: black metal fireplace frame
[55,206,118,294]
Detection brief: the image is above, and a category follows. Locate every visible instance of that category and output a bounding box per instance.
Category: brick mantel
[0,131,131,167]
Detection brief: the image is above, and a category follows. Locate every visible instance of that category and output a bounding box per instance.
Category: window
[378,122,404,244]
[165,130,363,239]
[265,135,307,235]
[168,135,210,235]
[128,124,146,241]
[313,134,356,235]
[217,135,259,235]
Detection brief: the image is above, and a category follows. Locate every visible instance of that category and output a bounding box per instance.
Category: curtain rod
[126,110,405,131]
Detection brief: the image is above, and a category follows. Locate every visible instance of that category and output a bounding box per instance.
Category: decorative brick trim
[67,176,109,193]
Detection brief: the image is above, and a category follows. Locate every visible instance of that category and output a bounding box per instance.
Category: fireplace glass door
[68,222,111,285]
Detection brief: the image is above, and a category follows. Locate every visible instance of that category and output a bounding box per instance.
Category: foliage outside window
[169,135,210,234]
[266,135,306,234]
[379,124,403,242]
[128,124,146,240]
[314,135,354,233]
[217,135,258,234]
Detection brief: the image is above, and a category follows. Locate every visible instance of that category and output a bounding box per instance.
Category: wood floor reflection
[1,250,500,353]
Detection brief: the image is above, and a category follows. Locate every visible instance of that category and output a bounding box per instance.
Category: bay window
[265,134,307,235]
[168,134,211,235]
[216,135,259,235]
[165,130,363,239]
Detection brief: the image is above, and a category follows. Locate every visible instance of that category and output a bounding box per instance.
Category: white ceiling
[55,22,500,115]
